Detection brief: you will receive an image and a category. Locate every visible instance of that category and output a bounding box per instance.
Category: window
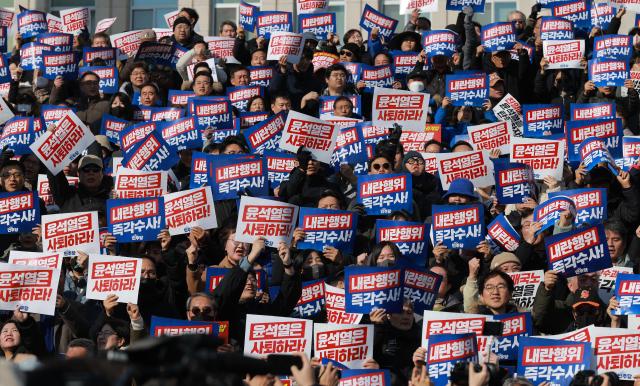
[328,2,345,38]
[131,0,177,30]
[49,0,96,32]
[472,1,517,26]
[212,1,260,37]
[382,1,431,33]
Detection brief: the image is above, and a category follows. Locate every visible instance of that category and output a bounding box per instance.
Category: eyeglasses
[81,166,102,173]
[339,50,353,57]
[484,284,508,292]
[1,172,23,179]
[131,71,147,77]
[330,72,347,79]
[372,163,391,171]
[407,158,425,165]
[190,307,213,316]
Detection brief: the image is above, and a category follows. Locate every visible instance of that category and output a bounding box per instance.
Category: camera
[449,362,505,386]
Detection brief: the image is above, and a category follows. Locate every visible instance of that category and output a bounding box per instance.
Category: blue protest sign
[134,42,176,67]
[207,127,240,143]
[403,268,441,313]
[340,370,392,386]
[422,30,458,58]
[226,85,264,113]
[523,104,564,137]
[190,97,234,130]
[79,66,119,94]
[244,112,286,154]
[0,27,7,53]
[150,316,229,342]
[359,121,388,158]
[20,43,51,72]
[211,155,267,200]
[297,208,357,253]
[255,11,292,39]
[540,16,574,40]
[240,111,270,129]
[481,22,516,52]
[566,118,622,162]
[36,33,73,52]
[493,160,535,204]
[619,136,640,171]
[149,107,185,122]
[342,62,363,84]
[426,333,477,386]
[550,0,590,29]
[550,188,607,227]
[107,197,165,242]
[432,204,485,250]
[0,191,40,234]
[486,214,521,253]
[591,3,615,29]
[0,117,36,155]
[545,224,612,277]
[120,121,157,153]
[360,64,394,92]
[41,51,78,80]
[100,114,129,144]
[614,274,640,315]
[589,59,628,87]
[345,266,403,313]
[247,66,273,88]
[240,1,259,32]
[17,10,47,39]
[292,280,325,318]
[376,220,427,267]
[359,4,398,39]
[189,151,213,188]
[264,150,297,190]
[491,313,532,361]
[299,13,335,40]
[518,337,591,386]
[82,47,117,67]
[205,267,230,293]
[570,103,615,121]
[356,173,412,215]
[40,105,76,131]
[533,196,577,235]
[159,117,201,151]
[122,131,178,171]
[331,125,368,175]
[320,96,361,117]
[446,0,485,12]
[390,50,419,79]
[593,35,632,60]
[168,90,196,106]
[578,138,618,173]
[445,73,489,106]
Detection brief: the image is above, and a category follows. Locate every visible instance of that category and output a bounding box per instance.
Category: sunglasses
[81,166,102,173]
[372,163,391,171]
[339,50,353,57]
[190,307,213,316]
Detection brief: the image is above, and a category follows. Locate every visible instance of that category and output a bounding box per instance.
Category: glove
[297,146,313,171]
[530,3,541,18]
[0,146,14,166]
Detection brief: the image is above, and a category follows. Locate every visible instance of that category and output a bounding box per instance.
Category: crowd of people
[1,3,640,386]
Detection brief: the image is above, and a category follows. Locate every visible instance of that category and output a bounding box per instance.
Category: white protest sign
[281,110,338,164]
[95,17,117,34]
[297,0,329,14]
[164,10,180,28]
[467,121,513,154]
[510,137,565,180]
[598,266,633,304]
[0,263,60,315]
[322,116,363,130]
[42,211,100,257]
[324,283,364,324]
[314,323,374,368]
[422,310,493,347]
[110,30,145,57]
[590,326,640,380]
[372,87,430,132]
[507,270,544,311]
[400,0,439,14]
[114,167,168,198]
[59,7,91,34]
[86,254,142,304]
[435,150,495,189]
[493,93,523,137]
[164,186,217,236]
[244,314,313,357]
[187,58,219,82]
[267,32,306,64]
[543,40,585,69]
[30,112,96,175]
[236,196,298,247]
[0,96,14,125]
[8,251,63,270]
[204,36,237,60]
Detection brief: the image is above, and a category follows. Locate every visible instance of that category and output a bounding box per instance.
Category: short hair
[68,338,96,356]
[333,96,353,109]
[325,64,348,80]
[229,66,249,79]
[193,72,213,85]
[604,220,627,244]
[478,270,515,294]
[140,82,159,94]
[343,29,362,45]
[1,160,25,174]
[251,48,267,58]
[508,10,526,21]
[180,7,200,24]
[186,292,215,311]
[221,135,249,153]
[272,93,291,103]
[424,139,444,151]
[92,32,111,46]
[316,189,346,209]
[219,20,237,33]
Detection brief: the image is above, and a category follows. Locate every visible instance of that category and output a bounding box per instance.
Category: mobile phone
[267,354,303,375]
[482,321,504,336]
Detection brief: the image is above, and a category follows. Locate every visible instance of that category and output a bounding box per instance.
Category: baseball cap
[78,155,103,170]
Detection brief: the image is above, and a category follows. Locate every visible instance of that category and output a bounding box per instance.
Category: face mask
[302,264,326,281]
[111,106,126,118]
[140,278,157,287]
[408,82,425,92]
[191,313,215,322]
[377,259,394,268]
